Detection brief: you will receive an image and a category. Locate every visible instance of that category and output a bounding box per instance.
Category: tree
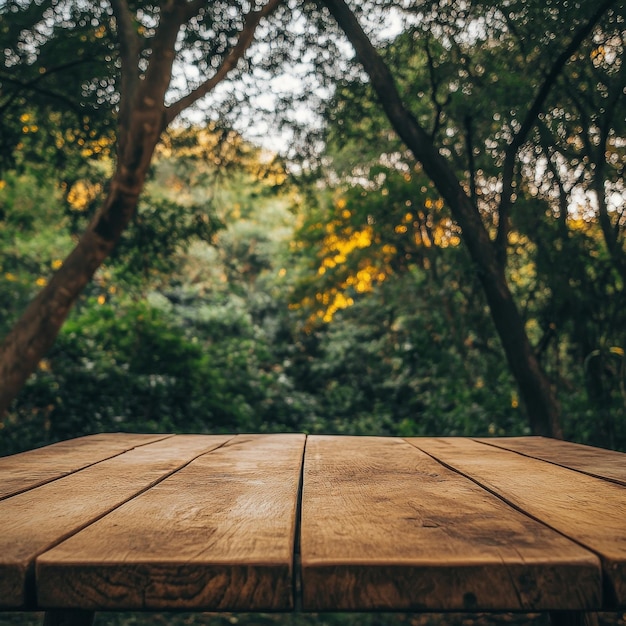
[0,124,314,454]
[311,0,621,437]
[0,0,285,415]
[1,0,623,440]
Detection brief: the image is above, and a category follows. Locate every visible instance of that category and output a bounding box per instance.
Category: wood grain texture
[36,434,305,612]
[0,435,231,608]
[0,433,170,499]
[476,437,626,486]
[301,435,601,612]
[410,438,626,608]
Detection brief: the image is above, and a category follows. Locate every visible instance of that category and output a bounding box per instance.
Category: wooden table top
[0,433,624,613]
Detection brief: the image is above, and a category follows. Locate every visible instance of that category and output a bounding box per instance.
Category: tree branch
[496,0,617,262]
[464,113,479,211]
[424,40,441,139]
[165,0,284,124]
[141,0,199,108]
[317,0,492,259]
[502,10,527,57]
[0,74,87,117]
[0,57,98,116]
[109,0,141,125]
[539,132,571,238]
[318,0,566,438]
[594,88,626,283]
[6,57,97,83]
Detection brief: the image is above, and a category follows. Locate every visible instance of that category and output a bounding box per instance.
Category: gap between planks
[292,434,307,612]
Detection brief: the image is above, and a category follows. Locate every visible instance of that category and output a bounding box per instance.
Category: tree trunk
[477,264,563,438]
[320,0,563,438]
[0,104,163,417]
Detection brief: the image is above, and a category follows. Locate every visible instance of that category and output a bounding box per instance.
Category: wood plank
[409,437,626,608]
[475,437,626,486]
[0,433,171,499]
[36,434,305,612]
[301,435,601,612]
[0,434,232,609]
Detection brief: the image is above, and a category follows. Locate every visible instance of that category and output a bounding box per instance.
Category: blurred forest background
[1,0,625,460]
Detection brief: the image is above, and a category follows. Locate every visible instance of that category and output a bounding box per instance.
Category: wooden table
[1,434,625,626]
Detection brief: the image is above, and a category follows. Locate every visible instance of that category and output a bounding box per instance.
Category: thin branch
[182,0,208,22]
[540,133,570,238]
[564,49,626,272]
[0,74,86,117]
[559,79,600,179]
[165,0,285,124]
[464,113,479,211]
[596,55,626,165]
[424,39,444,140]
[502,11,527,57]
[0,57,98,116]
[7,57,97,83]
[496,0,617,261]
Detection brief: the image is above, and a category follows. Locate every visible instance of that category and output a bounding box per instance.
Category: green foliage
[2,112,625,454]
[295,259,524,439]
[110,196,223,284]
[0,130,317,454]
[0,293,307,455]
[2,0,625,455]
[0,168,74,335]
[0,1,117,173]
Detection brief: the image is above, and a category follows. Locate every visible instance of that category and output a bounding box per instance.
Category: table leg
[549,611,599,626]
[43,610,95,626]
